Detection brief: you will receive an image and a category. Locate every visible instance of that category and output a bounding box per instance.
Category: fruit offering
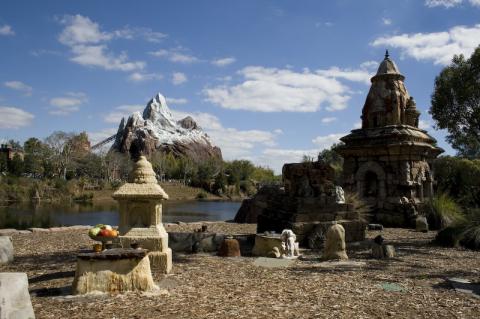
[88,224,118,239]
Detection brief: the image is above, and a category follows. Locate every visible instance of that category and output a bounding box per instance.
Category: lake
[0,200,242,229]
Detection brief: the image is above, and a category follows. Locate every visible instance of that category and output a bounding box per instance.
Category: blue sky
[0,0,479,172]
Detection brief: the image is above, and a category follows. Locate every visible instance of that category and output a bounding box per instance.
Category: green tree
[44,131,75,179]
[23,137,50,178]
[430,46,480,157]
[7,153,24,176]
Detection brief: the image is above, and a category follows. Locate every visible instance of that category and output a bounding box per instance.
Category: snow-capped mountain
[112,93,222,162]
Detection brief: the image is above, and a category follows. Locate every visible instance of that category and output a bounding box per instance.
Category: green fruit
[88,227,101,237]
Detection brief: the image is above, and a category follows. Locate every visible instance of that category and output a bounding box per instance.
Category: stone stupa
[113,155,172,273]
[336,51,443,226]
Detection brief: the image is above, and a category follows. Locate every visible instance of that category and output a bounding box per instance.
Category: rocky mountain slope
[111,93,222,162]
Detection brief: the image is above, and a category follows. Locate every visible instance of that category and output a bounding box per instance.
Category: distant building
[0,143,24,161]
[337,52,443,226]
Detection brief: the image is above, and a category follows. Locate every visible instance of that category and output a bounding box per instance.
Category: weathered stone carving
[323,223,348,261]
[337,52,443,226]
[280,229,300,259]
[335,186,345,204]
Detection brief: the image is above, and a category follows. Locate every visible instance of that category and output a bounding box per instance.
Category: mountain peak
[142,92,176,129]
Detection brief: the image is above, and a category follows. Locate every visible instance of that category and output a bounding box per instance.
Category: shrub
[426,193,465,230]
[345,191,371,222]
[435,209,480,250]
[196,191,208,199]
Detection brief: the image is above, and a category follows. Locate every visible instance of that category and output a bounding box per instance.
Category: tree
[44,131,75,179]
[430,46,480,158]
[23,137,50,178]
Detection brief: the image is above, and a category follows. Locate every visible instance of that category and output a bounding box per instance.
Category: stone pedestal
[252,234,283,257]
[72,249,157,294]
[113,156,172,273]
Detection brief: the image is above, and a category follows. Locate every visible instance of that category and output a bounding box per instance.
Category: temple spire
[385,49,389,59]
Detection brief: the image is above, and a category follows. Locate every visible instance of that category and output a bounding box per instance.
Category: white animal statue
[335,186,346,204]
[280,229,299,258]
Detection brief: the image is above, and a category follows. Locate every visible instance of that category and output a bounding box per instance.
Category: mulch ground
[1,224,479,319]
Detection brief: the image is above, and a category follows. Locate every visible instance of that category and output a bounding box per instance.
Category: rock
[27,228,50,233]
[252,234,283,257]
[0,236,14,264]
[383,245,395,258]
[371,243,395,259]
[218,238,241,257]
[373,235,385,245]
[367,224,384,231]
[323,223,348,261]
[416,216,429,232]
[371,243,384,259]
[266,247,281,258]
[0,272,35,318]
[112,92,222,162]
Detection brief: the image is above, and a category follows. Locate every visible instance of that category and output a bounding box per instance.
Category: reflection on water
[0,200,241,229]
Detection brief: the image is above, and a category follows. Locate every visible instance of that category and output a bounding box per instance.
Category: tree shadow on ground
[29,270,75,283]
[30,286,71,297]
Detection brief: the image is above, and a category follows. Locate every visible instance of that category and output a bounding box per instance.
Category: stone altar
[112,156,172,273]
[337,51,443,226]
[72,248,157,294]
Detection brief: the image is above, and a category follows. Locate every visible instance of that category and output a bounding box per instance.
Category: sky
[0,0,479,173]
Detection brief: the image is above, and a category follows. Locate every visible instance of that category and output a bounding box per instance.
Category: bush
[426,193,464,230]
[345,191,371,222]
[435,209,480,250]
[73,192,94,202]
[196,191,208,199]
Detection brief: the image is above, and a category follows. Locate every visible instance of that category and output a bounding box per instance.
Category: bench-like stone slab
[0,272,35,319]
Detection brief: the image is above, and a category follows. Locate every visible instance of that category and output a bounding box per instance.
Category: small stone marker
[0,272,35,319]
[217,237,241,257]
[415,216,429,232]
[0,236,14,264]
[323,223,348,260]
[367,224,384,231]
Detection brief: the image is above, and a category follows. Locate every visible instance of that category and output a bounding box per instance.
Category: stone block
[0,229,19,236]
[0,272,35,319]
[0,236,14,264]
[416,216,428,232]
[218,238,241,257]
[252,234,283,257]
[148,248,172,274]
[168,232,194,252]
[323,223,348,261]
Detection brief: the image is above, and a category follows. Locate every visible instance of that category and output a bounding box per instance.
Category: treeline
[0,131,280,201]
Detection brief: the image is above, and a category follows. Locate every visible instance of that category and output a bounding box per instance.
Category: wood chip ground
[1,224,479,318]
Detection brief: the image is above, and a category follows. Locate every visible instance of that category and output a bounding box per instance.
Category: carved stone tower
[337,52,443,226]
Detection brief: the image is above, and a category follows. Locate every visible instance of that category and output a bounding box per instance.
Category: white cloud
[425,0,462,8]
[419,120,431,129]
[0,25,14,36]
[58,15,145,72]
[149,48,199,63]
[113,27,167,43]
[128,72,163,82]
[212,57,236,67]
[470,0,480,6]
[167,97,188,105]
[104,104,144,123]
[257,148,319,173]
[353,121,362,129]
[0,106,34,129]
[359,60,379,70]
[321,117,337,124]
[49,92,87,116]
[172,72,187,85]
[382,18,392,25]
[372,23,480,65]
[4,81,32,96]
[311,133,345,150]
[316,66,374,84]
[203,66,351,112]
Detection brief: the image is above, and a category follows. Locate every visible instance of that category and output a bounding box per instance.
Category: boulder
[0,236,14,264]
[371,242,395,259]
[367,224,384,231]
[323,223,348,260]
[307,225,325,250]
[0,273,35,319]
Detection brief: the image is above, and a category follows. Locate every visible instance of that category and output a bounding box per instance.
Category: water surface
[0,200,241,229]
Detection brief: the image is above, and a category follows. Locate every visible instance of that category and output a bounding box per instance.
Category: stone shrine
[337,51,443,226]
[113,155,172,273]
